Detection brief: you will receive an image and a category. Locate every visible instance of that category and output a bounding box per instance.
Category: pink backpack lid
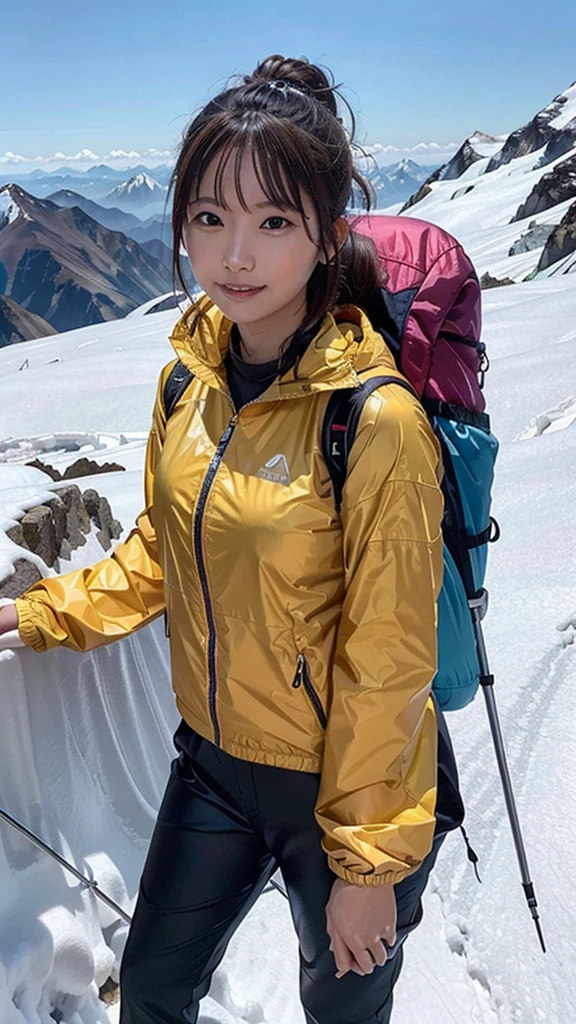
[352,214,486,413]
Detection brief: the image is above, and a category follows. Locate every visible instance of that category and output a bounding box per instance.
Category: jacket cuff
[14,598,48,653]
[328,857,418,887]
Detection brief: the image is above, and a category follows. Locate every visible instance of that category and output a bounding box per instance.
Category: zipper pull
[293,654,305,688]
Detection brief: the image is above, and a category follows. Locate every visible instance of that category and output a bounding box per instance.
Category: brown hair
[170,54,383,375]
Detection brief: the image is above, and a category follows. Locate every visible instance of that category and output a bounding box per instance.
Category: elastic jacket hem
[327,859,420,887]
[177,707,323,773]
[14,599,46,652]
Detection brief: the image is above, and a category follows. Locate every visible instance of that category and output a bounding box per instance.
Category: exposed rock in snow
[511,153,576,222]
[508,222,556,256]
[487,82,576,173]
[0,187,27,228]
[440,132,504,181]
[537,200,576,271]
[480,272,515,289]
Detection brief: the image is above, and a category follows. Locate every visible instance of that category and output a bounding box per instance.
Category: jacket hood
[168,298,399,398]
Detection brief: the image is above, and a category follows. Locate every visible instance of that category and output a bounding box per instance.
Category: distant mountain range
[0,184,173,340]
[4,77,575,350]
[1,159,437,214]
[46,188,170,243]
[352,157,431,208]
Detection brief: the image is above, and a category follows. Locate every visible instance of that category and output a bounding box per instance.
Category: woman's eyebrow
[187,196,297,212]
[254,200,291,209]
[187,196,220,206]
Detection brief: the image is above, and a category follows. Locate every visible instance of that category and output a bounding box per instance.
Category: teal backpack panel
[432,417,499,710]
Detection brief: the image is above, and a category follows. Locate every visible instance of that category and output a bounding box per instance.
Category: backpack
[163,214,499,713]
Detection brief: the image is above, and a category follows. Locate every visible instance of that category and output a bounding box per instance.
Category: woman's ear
[319,217,350,264]
[334,217,350,251]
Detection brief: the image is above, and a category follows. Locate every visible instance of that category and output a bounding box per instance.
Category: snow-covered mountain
[352,155,432,207]
[103,173,168,212]
[393,81,576,282]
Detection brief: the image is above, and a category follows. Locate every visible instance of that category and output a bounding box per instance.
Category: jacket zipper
[193,409,238,745]
[191,391,266,746]
[292,654,327,730]
[192,382,336,747]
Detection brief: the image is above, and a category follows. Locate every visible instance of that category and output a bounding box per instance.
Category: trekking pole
[1,804,288,916]
[0,807,132,924]
[469,591,546,953]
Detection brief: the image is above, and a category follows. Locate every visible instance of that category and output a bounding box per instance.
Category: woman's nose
[222,233,255,274]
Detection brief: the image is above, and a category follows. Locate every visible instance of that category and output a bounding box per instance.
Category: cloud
[0,147,173,167]
[361,141,460,156]
[0,151,29,165]
[107,149,143,160]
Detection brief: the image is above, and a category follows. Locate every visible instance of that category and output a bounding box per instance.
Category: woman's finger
[348,944,376,975]
[367,939,387,968]
[329,928,354,977]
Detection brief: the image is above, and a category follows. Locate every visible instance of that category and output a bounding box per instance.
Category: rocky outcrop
[0,295,56,347]
[535,126,576,168]
[480,272,515,289]
[487,84,576,173]
[400,165,442,212]
[82,488,123,551]
[0,484,123,599]
[440,133,501,181]
[511,154,576,222]
[537,200,576,272]
[508,222,556,256]
[25,457,126,482]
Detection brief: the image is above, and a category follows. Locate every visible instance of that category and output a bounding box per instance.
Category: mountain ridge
[0,184,173,335]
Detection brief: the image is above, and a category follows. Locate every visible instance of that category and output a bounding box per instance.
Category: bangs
[182,113,328,240]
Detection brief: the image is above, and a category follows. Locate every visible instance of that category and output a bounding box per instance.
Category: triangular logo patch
[255,453,291,486]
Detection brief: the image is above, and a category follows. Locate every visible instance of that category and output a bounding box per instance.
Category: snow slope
[394,144,575,282]
[1,273,575,1024]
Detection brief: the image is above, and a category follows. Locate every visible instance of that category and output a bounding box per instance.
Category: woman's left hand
[325,877,397,978]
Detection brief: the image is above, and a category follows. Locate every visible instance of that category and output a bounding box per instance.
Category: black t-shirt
[225,327,279,411]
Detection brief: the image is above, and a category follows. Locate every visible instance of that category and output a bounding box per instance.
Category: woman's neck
[234,289,307,364]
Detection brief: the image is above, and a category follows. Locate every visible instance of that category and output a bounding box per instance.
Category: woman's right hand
[0,600,24,649]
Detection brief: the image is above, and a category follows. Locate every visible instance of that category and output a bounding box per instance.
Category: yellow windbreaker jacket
[16,301,444,886]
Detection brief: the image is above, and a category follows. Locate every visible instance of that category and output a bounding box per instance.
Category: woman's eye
[263,215,290,230]
[195,212,222,227]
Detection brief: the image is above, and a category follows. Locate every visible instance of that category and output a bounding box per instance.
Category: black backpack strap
[322,375,418,515]
[163,360,194,420]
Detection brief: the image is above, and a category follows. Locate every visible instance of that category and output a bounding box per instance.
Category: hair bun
[246,54,338,118]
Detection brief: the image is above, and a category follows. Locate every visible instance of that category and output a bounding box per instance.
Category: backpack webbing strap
[163,360,194,420]
[423,398,490,434]
[321,375,418,516]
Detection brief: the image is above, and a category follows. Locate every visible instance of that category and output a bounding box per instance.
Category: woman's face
[183,150,323,342]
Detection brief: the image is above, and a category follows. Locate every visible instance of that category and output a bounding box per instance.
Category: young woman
[0,55,464,1024]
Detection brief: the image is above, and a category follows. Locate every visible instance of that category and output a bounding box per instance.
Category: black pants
[120,718,463,1024]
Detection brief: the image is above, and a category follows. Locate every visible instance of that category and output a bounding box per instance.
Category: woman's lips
[218,283,265,301]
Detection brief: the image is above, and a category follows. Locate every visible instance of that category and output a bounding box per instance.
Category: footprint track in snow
[431,639,574,1021]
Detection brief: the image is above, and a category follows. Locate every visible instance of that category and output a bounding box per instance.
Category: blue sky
[3,0,576,170]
